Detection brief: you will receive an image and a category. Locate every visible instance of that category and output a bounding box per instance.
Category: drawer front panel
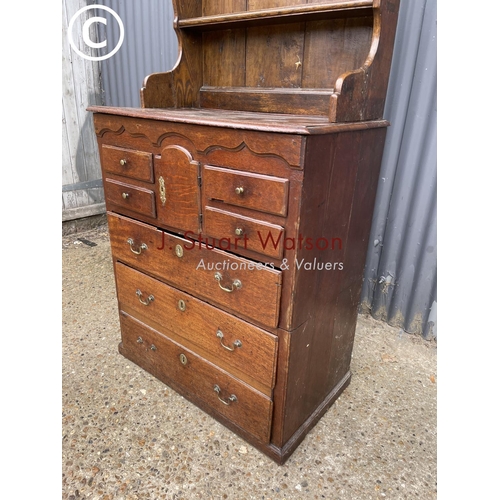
[101,145,153,182]
[115,262,278,393]
[204,165,289,217]
[105,178,156,218]
[204,207,285,260]
[120,312,273,443]
[108,213,282,328]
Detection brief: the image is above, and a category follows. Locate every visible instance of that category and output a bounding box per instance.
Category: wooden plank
[200,86,330,115]
[303,17,372,88]
[62,0,86,211]
[248,0,305,10]
[246,23,305,88]
[203,29,246,87]
[62,0,103,216]
[62,203,106,222]
[174,0,202,19]
[203,0,247,16]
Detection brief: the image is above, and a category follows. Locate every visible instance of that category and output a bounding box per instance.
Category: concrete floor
[62,225,437,500]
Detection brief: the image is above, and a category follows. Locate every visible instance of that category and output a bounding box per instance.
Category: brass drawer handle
[122,192,129,199]
[235,227,244,236]
[235,186,244,195]
[136,289,154,306]
[216,330,242,352]
[150,344,157,351]
[158,176,166,206]
[120,159,127,166]
[127,238,148,255]
[214,272,242,293]
[213,385,237,406]
[137,336,143,344]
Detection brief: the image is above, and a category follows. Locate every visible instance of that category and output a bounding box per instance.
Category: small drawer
[101,145,153,182]
[105,178,156,218]
[108,213,282,329]
[204,207,285,260]
[115,262,278,395]
[120,312,274,444]
[203,165,289,217]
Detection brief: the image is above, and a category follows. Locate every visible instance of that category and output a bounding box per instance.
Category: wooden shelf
[178,1,374,31]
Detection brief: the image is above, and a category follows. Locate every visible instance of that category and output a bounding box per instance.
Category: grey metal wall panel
[99,0,178,107]
[360,0,437,339]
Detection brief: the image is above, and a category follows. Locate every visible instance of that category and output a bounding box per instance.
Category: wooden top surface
[87,106,388,135]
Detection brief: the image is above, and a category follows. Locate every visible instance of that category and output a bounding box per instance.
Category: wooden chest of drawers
[89,0,399,464]
[90,109,387,462]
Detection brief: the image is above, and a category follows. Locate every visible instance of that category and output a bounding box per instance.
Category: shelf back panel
[203,0,247,16]
[201,17,372,90]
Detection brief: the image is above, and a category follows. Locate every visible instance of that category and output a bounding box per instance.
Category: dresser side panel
[281,128,387,443]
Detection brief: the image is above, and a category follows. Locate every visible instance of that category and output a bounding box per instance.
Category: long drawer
[108,212,282,329]
[115,262,278,395]
[119,312,274,444]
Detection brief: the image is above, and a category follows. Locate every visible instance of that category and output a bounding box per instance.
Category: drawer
[203,165,289,217]
[115,262,278,394]
[105,178,156,218]
[108,213,282,328]
[101,145,153,182]
[120,312,274,443]
[204,207,285,260]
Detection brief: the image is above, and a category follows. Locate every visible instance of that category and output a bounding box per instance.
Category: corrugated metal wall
[98,0,178,107]
[62,0,105,221]
[93,0,437,339]
[360,0,437,339]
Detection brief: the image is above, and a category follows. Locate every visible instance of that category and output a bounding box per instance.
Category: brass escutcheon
[179,353,188,365]
[175,244,184,258]
[158,176,166,206]
[178,299,186,312]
